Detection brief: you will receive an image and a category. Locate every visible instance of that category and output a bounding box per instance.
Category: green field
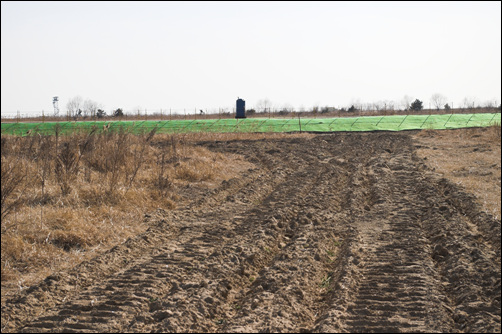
[1,113,500,136]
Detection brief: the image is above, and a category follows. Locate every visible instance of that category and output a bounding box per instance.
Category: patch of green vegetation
[3,113,500,136]
[320,273,332,288]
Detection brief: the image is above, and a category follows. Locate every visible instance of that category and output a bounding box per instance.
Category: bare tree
[83,99,100,118]
[482,99,498,108]
[66,96,83,118]
[401,95,413,111]
[431,93,447,110]
[255,99,272,113]
[379,100,394,112]
[372,101,382,112]
[462,97,476,110]
[350,98,362,111]
[386,100,395,111]
[280,103,294,114]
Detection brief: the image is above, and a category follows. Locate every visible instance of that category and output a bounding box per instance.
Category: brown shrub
[0,130,249,295]
[1,156,28,225]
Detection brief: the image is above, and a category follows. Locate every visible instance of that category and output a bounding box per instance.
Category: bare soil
[1,130,500,333]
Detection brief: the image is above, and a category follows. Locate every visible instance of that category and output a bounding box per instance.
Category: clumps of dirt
[417,177,501,333]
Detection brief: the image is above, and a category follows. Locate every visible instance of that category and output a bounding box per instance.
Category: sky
[1,1,501,116]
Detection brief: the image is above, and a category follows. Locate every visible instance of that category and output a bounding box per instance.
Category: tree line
[63,94,500,120]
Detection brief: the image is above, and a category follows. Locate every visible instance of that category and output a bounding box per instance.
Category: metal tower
[53,96,59,116]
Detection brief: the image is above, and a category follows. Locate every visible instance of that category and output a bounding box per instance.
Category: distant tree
[382,100,395,111]
[348,105,357,112]
[96,109,106,118]
[431,93,447,110]
[462,97,476,110]
[83,99,100,118]
[66,96,83,118]
[279,103,293,115]
[372,102,382,112]
[444,103,451,111]
[401,95,413,110]
[482,100,497,109]
[410,99,423,112]
[349,98,362,112]
[113,108,124,117]
[256,99,272,113]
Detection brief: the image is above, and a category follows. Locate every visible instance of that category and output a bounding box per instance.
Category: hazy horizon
[2,1,501,116]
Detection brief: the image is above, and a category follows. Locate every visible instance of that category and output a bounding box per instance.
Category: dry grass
[1,130,313,300]
[413,124,501,219]
[1,130,273,300]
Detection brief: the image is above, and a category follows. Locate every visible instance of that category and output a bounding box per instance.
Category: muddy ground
[1,131,500,333]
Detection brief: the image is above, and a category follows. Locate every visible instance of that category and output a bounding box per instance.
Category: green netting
[1,113,500,136]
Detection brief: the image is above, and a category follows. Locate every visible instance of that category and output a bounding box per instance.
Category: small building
[236,98,246,119]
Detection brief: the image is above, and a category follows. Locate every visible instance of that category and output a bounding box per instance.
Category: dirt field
[1,130,500,333]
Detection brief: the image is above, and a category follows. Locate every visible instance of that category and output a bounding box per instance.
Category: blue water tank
[236,98,246,119]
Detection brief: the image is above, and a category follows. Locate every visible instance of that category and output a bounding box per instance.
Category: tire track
[313,135,500,333]
[2,133,500,333]
[2,142,287,333]
[9,137,327,333]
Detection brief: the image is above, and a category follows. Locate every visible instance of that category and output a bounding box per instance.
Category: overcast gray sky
[1,1,501,116]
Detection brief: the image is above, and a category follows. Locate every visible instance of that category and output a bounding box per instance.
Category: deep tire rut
[2,133,500,333]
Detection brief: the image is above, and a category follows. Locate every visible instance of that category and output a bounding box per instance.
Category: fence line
[2,107,501,123]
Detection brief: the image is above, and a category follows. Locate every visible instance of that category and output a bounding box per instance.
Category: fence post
[420,114,431,129]
[443,113,454,127]
[488,112,498,125]
[328,119,337,132]
[375,116,385,127]
[465,113,475,126]
[398,114,409,128]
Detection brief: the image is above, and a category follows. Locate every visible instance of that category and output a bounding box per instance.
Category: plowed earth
[2,132,500,333]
